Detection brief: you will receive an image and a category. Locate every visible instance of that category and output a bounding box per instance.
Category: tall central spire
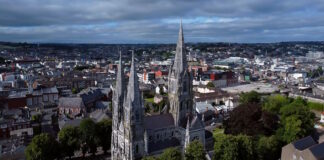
[125,51,142,110]
[115,51,125,122]
[173,20,187,76]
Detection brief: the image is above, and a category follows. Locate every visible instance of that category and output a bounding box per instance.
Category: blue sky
[0,0,324,43]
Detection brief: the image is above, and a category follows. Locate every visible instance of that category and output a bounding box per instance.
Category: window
[187,101,190,110]
[135,145,139,153]
[136,111,139,120]
[183,83,187,92]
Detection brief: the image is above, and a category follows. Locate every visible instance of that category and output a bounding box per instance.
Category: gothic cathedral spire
[111,51,126,160]
[168,21,194,127]
[173,20,187,77]
[122,51,145,160]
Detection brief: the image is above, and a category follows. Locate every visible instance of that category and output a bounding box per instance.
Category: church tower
[168,21,194,127]
[111,52,126,160]
[111,52,145,160]
[123,52,145,160]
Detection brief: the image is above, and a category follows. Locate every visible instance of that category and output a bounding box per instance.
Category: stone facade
[111,22,205,160]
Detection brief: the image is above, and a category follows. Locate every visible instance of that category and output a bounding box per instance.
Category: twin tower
[111,22,203,160]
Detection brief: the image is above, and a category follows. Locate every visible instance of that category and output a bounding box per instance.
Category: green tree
[214,134,239,160]
[263,94,290,114]
[25,133,60,160]
[72,88,78,94]
[278,97,315,143]
[236,135,254,160]
[206,82,215,88]
[160,147,182,160]
[278,116,303,143]
[213,134,254,160]
[58,126,81,159]
[185,140,206,160]
[31,114,42,123]
[142,156,159,160]
[239,91,261,104]
[256,135,281,160]
[95,119,112,153]
[0,57,5,64]
[79,118,98,156]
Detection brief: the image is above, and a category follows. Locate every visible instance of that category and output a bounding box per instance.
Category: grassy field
[145,98,154,103]
[307,101,324,111]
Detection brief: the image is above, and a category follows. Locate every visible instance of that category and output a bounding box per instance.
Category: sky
[0,0,324,43]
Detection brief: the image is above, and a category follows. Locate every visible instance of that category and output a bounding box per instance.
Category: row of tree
[25,118,112,160]
[142,140,206,160]
[217,91,316,160]
[213,133,281,160]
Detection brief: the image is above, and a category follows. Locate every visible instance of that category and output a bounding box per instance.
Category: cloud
[0,0,323,43]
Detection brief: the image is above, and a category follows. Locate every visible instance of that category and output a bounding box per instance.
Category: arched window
[136,111,139,120]
[192,136,199,141]
[135,145,139,153]
[183,81,188,92]
[187,100,190,110]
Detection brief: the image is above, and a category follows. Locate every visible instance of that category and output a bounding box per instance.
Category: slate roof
[190,114,205,130]
[78,88,104,105]
[144,114,174,130]
[292,136,316,151]
[58,97,85,108]
[148,137,180,153]
[308,142,324,159]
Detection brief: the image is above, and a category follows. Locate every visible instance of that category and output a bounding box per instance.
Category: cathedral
[111,22,205,160]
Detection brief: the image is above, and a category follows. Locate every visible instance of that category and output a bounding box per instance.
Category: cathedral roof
[144,113,174,130]
[189,114,204,130]
[148,137,180,153]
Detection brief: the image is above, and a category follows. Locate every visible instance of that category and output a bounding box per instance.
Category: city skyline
[1,0,324,43]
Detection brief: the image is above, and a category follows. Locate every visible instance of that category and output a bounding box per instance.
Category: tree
[72,88,78,94]
[278,97,315,143]
[239,91,261,104]
[236,135,254,160]
[278,116,303,143]
[206,82,215,88]
[95,119,112,153]
[213,134,254,160]
[58,126,81,159]
[79,118,98,156]
[224,103,278,136]
[185,140,206,160]
[31,114,42,123]
[159,147,182,160]
[256,135,281,160]
[0,57,4,64]
[142,156,159,160]
[32,114,43,135]
[263,94,290,114]
[25,133,60,160]
[214,134,239,160]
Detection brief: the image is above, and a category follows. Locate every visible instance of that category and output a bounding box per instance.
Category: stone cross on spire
[173,20,187,77]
